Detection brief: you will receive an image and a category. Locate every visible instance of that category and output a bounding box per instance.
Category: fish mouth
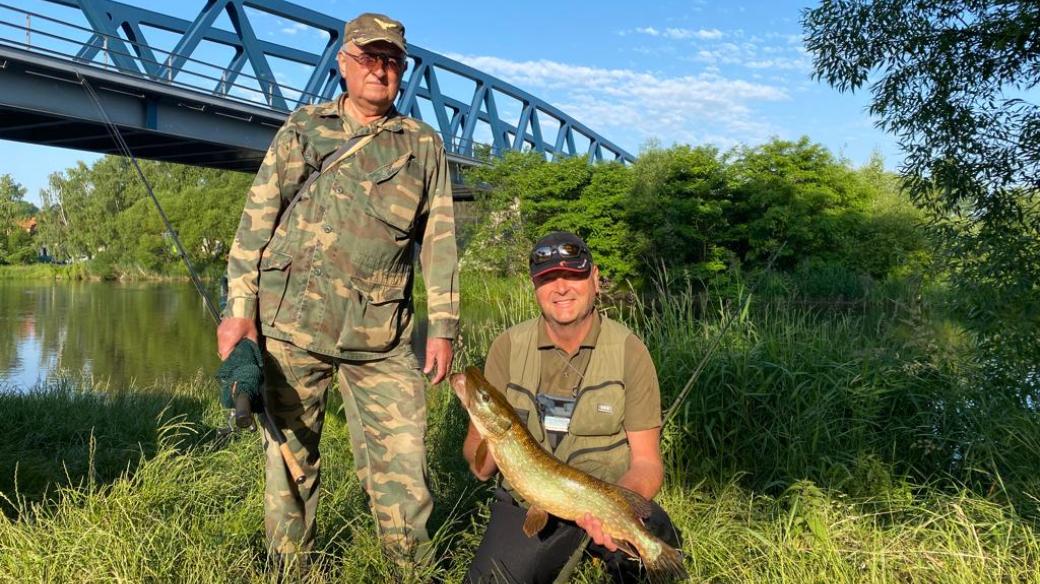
[449,371,471,408]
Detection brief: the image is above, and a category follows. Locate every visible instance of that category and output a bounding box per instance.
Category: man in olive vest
[216,12,459,575]
[462,231,680,583]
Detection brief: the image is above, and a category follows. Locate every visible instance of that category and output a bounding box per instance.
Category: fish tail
[644,542,688,582]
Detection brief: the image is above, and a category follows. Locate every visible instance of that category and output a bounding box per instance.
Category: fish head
[450,366,514,438]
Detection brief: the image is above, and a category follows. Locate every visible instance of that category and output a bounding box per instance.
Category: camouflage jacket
[224,95,460,360]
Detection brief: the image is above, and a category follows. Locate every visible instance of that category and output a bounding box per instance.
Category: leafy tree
[5,229,37,264]
[727,137,871,271]
[627,144,730,283]
[847,153,932,279]
[0,174,27,234]
[546,162,636,284]
[804,0,1040,385]
[466,140,932,291]
[35,156,251,274]
[804,0,1040,218]
[464,152,607,277]
[459,151,544,276]
[0,174,37,264]
[41,162,103,260]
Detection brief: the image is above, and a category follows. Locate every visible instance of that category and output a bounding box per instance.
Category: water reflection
[0,280,221,390]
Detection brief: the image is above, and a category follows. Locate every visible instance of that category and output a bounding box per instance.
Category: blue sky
[2,0,897,205]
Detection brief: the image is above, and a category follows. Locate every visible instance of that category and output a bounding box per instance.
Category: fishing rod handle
[233,391,254,430]
[261,408,307,485]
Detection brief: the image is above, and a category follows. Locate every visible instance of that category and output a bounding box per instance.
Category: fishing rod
[76,71,305,484]
[662,241,786,427]
[77,73,219,323]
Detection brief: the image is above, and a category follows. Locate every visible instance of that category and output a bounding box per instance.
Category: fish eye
[478,390,489,402]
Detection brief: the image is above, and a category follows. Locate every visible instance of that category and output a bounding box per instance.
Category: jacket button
[334,185,343,194]
[313,268,323,277]
[323,225,333,233]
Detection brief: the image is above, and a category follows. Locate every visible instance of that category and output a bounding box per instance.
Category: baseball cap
[343,13,407,54]
[529,231,594,279]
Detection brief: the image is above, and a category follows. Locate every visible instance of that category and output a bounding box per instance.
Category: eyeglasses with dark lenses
[530,243,587,265]
[343,51,405,72]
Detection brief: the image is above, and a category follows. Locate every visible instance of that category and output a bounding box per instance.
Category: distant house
[18,216,37,235]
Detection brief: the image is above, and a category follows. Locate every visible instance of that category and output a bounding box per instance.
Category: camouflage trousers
[260,336,432,566]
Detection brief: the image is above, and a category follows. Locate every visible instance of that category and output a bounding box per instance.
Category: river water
[0,280,221,391]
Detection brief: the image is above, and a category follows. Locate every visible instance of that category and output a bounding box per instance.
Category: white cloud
[274,20,329,40]
[443,53,789,152]
[280,22,310,35]
[633,26,723,40]
[744,58,810,71]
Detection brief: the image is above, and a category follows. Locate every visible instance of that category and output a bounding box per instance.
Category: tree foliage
[628,144,731,280]
[463,153,638,281]
[0,174,37,264]
[804,0,1040,218]
[33,156,251,276]
[464,139,930,291]
[804,0,1040,387]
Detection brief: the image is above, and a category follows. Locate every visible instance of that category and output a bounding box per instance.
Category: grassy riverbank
[0,262,222,282]
[1,277,1038,582]
[0,264,77,280]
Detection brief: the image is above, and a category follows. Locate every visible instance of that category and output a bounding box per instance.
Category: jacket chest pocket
[363,151,422,239]
[568,383,625,437]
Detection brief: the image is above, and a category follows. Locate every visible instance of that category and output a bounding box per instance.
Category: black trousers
[466,488,682,584]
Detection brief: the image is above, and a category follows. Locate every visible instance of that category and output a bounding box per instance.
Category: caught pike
[451,366,687,580]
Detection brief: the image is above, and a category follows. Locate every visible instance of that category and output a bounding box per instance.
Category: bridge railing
[0,0,634,164]
[0,3,325,113]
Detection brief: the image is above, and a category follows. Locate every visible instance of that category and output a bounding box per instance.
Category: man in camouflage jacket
[216,12,459,574]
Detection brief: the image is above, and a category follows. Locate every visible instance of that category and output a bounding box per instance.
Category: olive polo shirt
[483,312,662,431]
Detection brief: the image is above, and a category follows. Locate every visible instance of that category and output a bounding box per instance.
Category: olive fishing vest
[501,316,632,500]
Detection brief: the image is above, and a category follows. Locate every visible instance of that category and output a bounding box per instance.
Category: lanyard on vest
[537,393,576,449]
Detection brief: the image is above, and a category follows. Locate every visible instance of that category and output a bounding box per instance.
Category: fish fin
[614,539,640,559]
[522,506,549,537]
[475,439,489,470]
[643,541,688,582]
[615,486,653,520]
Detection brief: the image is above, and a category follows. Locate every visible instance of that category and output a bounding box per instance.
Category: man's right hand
[216,317,259,360]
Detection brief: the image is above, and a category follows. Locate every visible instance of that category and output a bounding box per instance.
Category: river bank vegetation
[1,138,1039,580]
[1,6,1037,572]
[1,270,1038,581]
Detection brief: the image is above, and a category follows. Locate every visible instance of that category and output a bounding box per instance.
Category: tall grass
[0,264,74,280]
[1,275,1038,582]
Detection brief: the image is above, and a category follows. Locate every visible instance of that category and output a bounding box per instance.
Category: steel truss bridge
[0,0,634,194]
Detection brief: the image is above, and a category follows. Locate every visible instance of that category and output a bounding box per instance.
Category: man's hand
[423,337,453,384]
[575,513,618,552]
[216,317,259,360]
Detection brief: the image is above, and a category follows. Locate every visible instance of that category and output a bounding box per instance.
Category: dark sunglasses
[343,51,406,72]
[530,243,588,265]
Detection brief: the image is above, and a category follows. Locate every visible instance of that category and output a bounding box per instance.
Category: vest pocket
[566,439,631,484]
[258,250,292,326]
[568,383,625,436]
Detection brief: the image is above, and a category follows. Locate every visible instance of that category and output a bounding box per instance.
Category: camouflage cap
[343,13,406,54]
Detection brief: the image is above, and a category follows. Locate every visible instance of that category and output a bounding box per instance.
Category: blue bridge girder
[0,0,634,187]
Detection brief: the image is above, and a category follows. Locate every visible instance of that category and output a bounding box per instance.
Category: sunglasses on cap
[529,242,589,265]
